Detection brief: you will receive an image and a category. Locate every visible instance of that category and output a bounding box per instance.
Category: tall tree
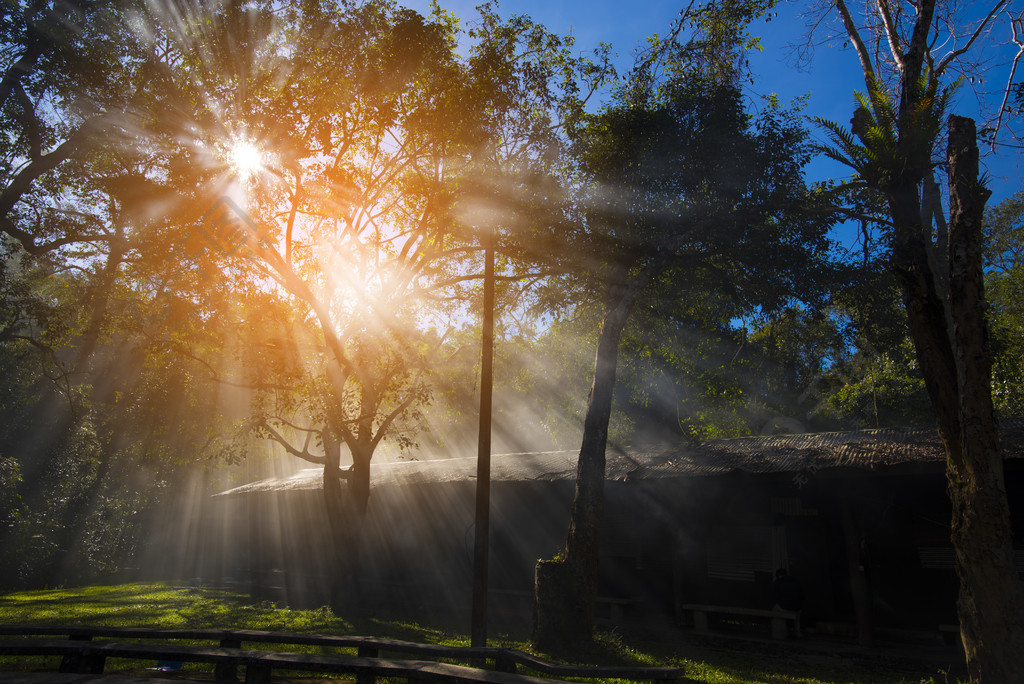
[129,2,607,620]
[533,3,834,649]
[223,0,597,516]
[0,0,255,589]
[814,1,1024,678]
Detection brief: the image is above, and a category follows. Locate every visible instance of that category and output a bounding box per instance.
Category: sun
[228,139,264,177]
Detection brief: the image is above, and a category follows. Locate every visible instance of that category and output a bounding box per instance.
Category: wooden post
[243,661,271,684]
[471,230,495,648]
[216,638,241,681]
[841,497,873,646]
[356,644,379,684]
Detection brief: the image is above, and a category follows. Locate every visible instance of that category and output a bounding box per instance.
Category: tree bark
[888,178,962,453]
[349,442,372,516]
[322,429,350,611]
[888,115,1024,681]
[944,115,1024,683]
[832,1,1023,674]
[533,269,647,651]
[323,424,373,613]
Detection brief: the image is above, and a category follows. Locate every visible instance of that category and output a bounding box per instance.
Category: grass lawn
[0,583,963,684]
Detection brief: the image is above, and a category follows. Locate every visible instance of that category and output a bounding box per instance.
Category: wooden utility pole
[471,231,495,647]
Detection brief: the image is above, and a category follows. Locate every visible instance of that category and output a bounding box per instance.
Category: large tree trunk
[835,1,1022,673]
[349,443,372,516]
[944,116,1024,683]
[322,429,349,611]
[323,427,373,614]
[533,271,646,651]
[890,115,1024,681]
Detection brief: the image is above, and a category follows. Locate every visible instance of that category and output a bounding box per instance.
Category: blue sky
[400,0,1023,252]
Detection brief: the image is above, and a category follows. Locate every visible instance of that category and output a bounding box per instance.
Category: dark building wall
[191,463,1023,635]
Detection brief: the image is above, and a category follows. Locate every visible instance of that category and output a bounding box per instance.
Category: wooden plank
[253,651,572,684]
[216,638,241,682]
[0,639,248,672]
[0,630,688,683]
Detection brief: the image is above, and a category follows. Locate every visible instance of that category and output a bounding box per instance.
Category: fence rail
[0,625,688,684]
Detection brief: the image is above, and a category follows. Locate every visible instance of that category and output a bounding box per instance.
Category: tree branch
[902,0,937,89]
[834,0,877,87]
[935,0,1009,75]
[370,384,424,451]
[990,9,1023,148]
[875,0,904,73]
[0,33,44,112]
[12,82,43,161]
[0,113,119,254]
[258,419,325,465]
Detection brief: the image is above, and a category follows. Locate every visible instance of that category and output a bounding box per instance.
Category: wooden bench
[679,604,801,639]
[0,626,689,683]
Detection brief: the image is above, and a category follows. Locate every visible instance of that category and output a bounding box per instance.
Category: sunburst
[228,139,265,177]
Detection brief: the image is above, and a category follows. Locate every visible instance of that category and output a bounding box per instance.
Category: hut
[202,420,1024,638]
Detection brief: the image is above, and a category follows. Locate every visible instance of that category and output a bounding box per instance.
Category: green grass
[0,583,963,684]
[0,583,348,633]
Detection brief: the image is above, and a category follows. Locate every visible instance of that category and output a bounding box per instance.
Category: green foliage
[985,190,1024,274]
[812,74,957,194]
[823,347,931,428]
[985,191,1024,416]
[988,271,1024,416]
[543,57,835,444]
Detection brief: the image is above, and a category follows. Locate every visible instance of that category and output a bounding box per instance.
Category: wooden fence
[0,625,690,684]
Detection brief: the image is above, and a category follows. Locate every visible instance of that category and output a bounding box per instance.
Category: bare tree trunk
[922,170,949,295]
[349,443,372,516]
[323,424,374,615]
[888,115,1024,681]
[944,115,1024,683]
[533,271,646,651]
[322,429,350,611]
[831,1,1023,673]
[889,180,961,448]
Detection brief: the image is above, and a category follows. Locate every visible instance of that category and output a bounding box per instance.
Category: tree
[227,0,596,515]
[117,1,610,622]
[0,0,273,589]
[814,0,1024,678]
[0,0,169,256]
[532,4,834,649]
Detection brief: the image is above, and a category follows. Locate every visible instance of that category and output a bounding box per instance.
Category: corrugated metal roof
[635,418,1024,479]
[218,448,652,496]
[217,419,1024,496]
